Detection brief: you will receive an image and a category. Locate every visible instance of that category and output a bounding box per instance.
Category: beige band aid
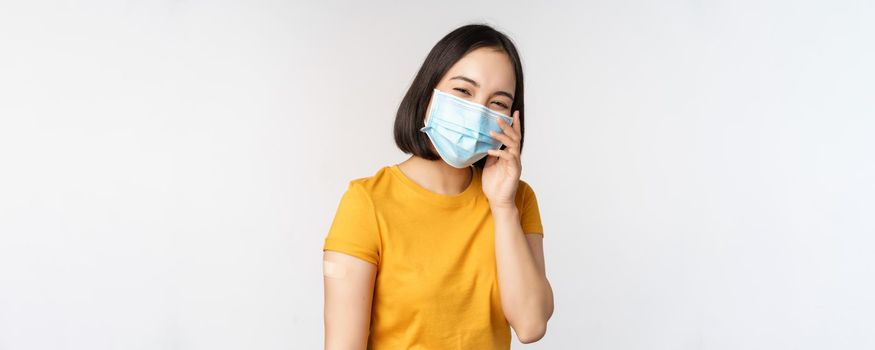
[323,260,348,279]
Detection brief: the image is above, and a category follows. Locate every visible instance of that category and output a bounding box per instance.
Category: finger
[485,153,498,166]
[512,110,522,134]
[489,129,519,151]
[486,148,518,163]
[487,148,519,163]
[496,117,521,141]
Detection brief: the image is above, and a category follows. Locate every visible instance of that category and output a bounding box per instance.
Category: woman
[322,24,553,349]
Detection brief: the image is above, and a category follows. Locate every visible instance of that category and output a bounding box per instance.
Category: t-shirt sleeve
[322,181,382,265]
[515,180,544,235]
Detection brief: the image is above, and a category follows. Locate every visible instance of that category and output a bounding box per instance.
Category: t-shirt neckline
[388,164,481,207]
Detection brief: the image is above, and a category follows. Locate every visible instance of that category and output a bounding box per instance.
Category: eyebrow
[449,75,515,101]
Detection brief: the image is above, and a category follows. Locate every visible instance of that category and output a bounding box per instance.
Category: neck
[397,156,473,195]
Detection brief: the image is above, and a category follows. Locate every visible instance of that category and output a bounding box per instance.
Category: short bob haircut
[393,24,525,169]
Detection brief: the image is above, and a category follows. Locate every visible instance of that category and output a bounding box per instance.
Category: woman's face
[426,47,517,120]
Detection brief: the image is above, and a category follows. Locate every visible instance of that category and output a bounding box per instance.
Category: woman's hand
[482,110,522,211]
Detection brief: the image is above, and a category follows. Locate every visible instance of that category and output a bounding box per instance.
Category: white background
[1,1,873,349]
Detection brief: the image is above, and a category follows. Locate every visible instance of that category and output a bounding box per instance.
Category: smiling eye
[491,101,509,109]
[453,87,472,96]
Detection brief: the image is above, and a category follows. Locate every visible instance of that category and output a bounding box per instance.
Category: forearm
[492,206,553,341]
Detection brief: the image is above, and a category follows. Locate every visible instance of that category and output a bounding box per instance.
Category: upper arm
[323,250,377,350]
[323,182,382,265]
[525,233,554,321]
[524,233,546,276]
[519,180,546,275]
[322,181,382,349]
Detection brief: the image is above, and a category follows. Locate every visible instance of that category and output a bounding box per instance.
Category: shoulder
[517,179,536,194]
[514,179,544,234]
[515,179,537,200]
[342,165,396,198]
[514,179,538,208]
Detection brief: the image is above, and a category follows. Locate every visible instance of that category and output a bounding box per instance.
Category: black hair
[393,24,525,168]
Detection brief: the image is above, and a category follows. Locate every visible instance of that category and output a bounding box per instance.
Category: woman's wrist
[490,203,519,218]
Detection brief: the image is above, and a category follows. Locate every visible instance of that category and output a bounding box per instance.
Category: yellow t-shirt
[322,164,544,350]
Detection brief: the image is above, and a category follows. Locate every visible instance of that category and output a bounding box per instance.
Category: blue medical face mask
[420,88,514,168]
